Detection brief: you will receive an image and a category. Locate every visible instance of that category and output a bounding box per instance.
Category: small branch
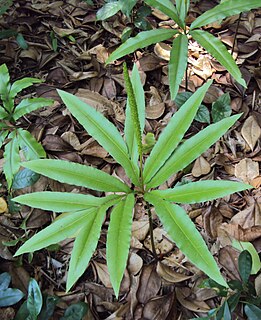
[231,13,242,57]
[147,203,158,261]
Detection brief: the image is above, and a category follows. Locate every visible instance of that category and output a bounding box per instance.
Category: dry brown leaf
[235,158,259,184]
[0,197,8,213]
[203,85,224,104]
[175,287,210,312]
[241,116,261,151]
[192,156,211,177]
[144,227,174,255]
[143,294,174,319]
[156,262,192,283]
[0,308,15,320]
[137,264,161,304]
[251,176,261,188]
[131,220,149,241]
[61,132,81,150]
[203,206,223,239]
[219,246,241,280]
[219,223,261,242]
[128,252,143,275]
[154,42,171,61]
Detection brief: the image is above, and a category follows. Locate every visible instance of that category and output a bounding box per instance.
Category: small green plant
[0,64,53,189]
[106,0,260,99]
[0,272,24,307]
[13,63,251,298]
[96,0,138,21]
[194,250,261,320]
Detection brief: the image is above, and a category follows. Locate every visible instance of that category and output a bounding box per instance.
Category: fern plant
[0,64,53,189]
[106,0,260,99]
[13,63,250,298]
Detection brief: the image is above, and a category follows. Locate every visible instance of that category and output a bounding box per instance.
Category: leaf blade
[22,159,131,193]
[149,180,251,203]
[190,0,261,30]
[58,90,139,185]
[10,78,42,98]
[17,128,46,160]
[190,30,246,87]
[169,33,188,100]
[145,194,228,287]
[146,114,241,188]
[144,0,184,28]
[13,98,53,121]
[107,194,135,298]
[144,81,212,185]
[106,29,179,64]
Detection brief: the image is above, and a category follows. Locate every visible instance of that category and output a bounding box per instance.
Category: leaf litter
[0,1,260,319]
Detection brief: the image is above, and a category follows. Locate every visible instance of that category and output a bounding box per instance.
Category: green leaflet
[17,129,45,160]
[0,106,8,119]
[22,159,131,193]
[146,114,241,189]
[124,63,145,165]
[58,90,139,186]
[13,98,53,121]
[143,81,212,185]
[107,194,135,298]
[149,180,251,203]
[190,30,246,88]
[13,192,123,212]
[123,63,142,158]
[15,208,97,256]
[67,199,117,291]
[144,0,184,28]
[106,29,180,64]
[10,78,42,98]
[145,193,228,287]
[3,131,20,189]
[175,0,190,22]
[0,64,10,98]
[27,278,43,319]
[190,0,261,30]
[169,33,188,100]
[0,130,8,148]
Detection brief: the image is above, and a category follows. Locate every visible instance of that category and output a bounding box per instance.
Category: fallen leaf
[192,156,211,177]
[143,294,174,319]
[156,262,192,283]
[144,227,174,255]
[0,197,8,213]
[175,287,210,312]
[235,158,259,184]
[241,115,261,151]
[219,223,261,242]
[131,220,149,241]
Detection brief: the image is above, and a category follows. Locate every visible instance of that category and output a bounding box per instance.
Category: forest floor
[0,1,260,319]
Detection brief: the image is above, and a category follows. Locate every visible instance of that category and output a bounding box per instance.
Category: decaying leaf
[235,158,259,184]
[192,156,211,177]
[241,115,261,151]
[156,262,192,283]
[0,197,8,213]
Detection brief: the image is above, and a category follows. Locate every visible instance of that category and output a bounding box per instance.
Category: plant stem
[231,13,242,57]
[185,63,188,92]
[147,202,158,261]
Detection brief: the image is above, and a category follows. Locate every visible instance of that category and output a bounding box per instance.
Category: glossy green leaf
[125,63,145,165]
[175,0,190,22]
[0,105,8,119]
[12,168,40,190]
[96,1,123,20]
[196,104,210,124]
[17,129,46,160]
[144,0,184,28]
[15,208,97,256]
[58,89,139,186]
[61,302,88,320]
[190,30,246,87]
[0,64,10,97]
[14,192,121,212]
[238,250,252,284]
[169,34,188,100]
[106,28,179,64]
[190,0,261,30]
[10,78,42,98]
[67,200,116,291]
[27,278,43,320]
[107,194,135,298]
[223,301,231,320]
[244,304,261,320]
[232,240,261,275]
[0,288,24,307]
[13,97,53,121]
[149,180,251,203]
[38,295,59,320]
[0,130,8,148]
[146,114,241,189]
[145,193,228,287]
[123,63,142,158]
[22,159,131,193]
[3,131,20,189]
[121,0,137,18]
[144,81,212,185]
[0,272,11,290]
[211,93,231,123]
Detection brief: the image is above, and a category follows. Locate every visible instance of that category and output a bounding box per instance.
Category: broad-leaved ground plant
[0,64,53,189]
[13,63,251,298]
[106,0,260,99]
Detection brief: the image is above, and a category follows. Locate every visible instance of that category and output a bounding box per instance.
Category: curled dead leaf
[235,158,259,184]
[241,115,261,151]
[154,42,171,61]
[156,262,192,283]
